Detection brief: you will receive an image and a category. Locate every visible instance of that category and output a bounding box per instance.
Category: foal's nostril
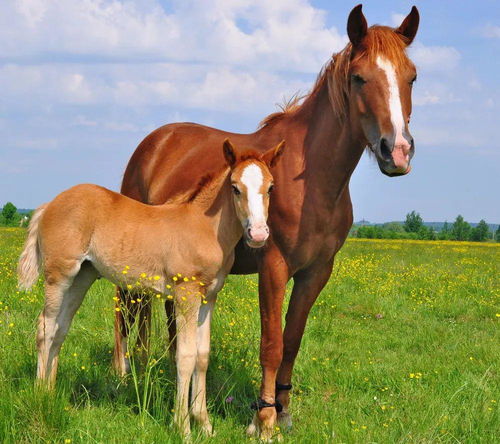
[247,228,252,239]
[379,138,392,161]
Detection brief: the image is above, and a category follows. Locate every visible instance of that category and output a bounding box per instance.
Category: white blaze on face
[376,56,405,144]
[240,163,267,234]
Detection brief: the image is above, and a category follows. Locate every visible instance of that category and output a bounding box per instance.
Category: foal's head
[222,139,285,248]
[338,5,420,176]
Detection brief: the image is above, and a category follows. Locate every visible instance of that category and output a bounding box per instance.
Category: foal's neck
[163,168,242,253]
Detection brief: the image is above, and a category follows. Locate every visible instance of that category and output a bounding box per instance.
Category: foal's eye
[268,184,274,194]
[409,75,417,85]
[351,74,366,85]
[231,185,241,196]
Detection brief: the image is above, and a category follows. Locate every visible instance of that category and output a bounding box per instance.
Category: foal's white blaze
[240,163,268,241]
[376,56,405,146]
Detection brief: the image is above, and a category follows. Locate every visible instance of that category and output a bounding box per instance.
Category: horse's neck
[286,81,365,205]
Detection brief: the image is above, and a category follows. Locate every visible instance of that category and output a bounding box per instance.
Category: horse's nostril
[379,138,392,161]
[247,228,252,238]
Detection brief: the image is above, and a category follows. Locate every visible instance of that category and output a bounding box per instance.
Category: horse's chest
[274,194,349,271]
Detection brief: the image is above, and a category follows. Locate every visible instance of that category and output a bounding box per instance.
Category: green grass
[0,228,498,443]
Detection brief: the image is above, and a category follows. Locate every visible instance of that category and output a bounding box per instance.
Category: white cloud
[0,0,346,73]
[481,24,500,39]
[409,42,461,73]
[0,62,309,112]
[390,12,406,27]
[12,137,59,150]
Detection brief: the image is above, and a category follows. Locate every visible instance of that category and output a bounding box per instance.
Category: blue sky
[0,0,498,223]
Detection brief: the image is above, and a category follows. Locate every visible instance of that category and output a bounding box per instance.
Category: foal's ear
[396,6,419,45]
[347,4,368,47]
[223,139,237,167]
[262,140,285,167]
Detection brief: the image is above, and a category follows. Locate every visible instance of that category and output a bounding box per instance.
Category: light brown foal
[18,139,284,437]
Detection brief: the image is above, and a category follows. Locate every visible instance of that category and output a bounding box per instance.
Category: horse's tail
[18,204,47,290]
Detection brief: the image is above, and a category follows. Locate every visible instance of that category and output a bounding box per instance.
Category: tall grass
[0,228,498,442]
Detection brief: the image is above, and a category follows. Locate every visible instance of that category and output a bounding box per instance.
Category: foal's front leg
[174,283,202,437]
[190,292,216,436]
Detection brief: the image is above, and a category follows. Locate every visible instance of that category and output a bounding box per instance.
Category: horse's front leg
[276,257,334,429]
[247,247,289,441]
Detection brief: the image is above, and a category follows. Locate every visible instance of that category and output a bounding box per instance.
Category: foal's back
[40,184,218,278]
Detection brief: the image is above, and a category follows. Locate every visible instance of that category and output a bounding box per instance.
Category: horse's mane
[259,26,413,128]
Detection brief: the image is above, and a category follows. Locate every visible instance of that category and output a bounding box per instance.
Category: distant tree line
[0,202,31,227]
[353,211,499,242]
[3,202,500,242]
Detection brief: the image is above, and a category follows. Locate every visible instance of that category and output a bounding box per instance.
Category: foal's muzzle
[245,224,269,249]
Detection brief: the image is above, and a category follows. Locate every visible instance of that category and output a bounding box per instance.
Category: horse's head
[343,4,419,176]
[222,139,285,248]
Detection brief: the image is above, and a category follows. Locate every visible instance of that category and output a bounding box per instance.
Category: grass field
[0,227,498,443]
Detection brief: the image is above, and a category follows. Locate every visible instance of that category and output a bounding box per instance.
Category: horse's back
[121,123,261,205]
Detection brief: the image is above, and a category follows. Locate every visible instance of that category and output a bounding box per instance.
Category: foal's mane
[259,26,413,127]
[166,154,264,206]
[166,168,228,206]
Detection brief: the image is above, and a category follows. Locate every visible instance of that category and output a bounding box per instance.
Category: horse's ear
[262,140,285,167]
[396,6,419,45]
[347,4,368,47]
[223,139,237,167]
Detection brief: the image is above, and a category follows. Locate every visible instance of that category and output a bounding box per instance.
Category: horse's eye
[232,185,241,196]
[351,74,366,85]
[268,184,274,194]
[409,75,417,85]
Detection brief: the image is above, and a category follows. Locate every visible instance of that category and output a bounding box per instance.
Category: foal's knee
[177,350,197,377]
[196,346,210,372]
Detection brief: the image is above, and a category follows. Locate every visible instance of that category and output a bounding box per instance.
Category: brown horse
[18,140,284,437]
[115,4,420,439]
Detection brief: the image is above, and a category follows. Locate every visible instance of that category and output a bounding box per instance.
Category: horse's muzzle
[375,135,414,177]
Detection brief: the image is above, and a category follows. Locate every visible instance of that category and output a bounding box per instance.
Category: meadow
[0,227,498,443]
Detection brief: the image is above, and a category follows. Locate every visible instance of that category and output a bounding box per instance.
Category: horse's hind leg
[165,300,177,359]
[135,299,151,366]
[37,261,98,387]
[113,287,141,375]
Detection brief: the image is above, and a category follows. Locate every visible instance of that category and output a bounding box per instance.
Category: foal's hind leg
[37,261,98,387]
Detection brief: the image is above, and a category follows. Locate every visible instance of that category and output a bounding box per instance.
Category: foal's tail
[18,204,47,290]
